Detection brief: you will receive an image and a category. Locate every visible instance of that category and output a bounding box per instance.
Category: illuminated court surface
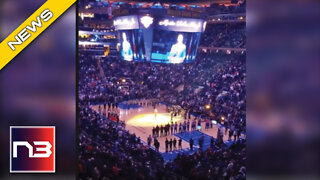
[91,103,244,153]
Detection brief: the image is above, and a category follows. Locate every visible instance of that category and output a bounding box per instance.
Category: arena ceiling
[119,0,235,6]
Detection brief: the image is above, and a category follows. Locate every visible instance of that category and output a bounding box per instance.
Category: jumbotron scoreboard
[113,9,206,63]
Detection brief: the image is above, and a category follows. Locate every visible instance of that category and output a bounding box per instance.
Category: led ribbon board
[156,18,205,32]
[113,15,140,30]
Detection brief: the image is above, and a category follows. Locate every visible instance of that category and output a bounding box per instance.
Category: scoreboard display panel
[118,30,146,61]
[151,30,201,63]
[114,14,206,64]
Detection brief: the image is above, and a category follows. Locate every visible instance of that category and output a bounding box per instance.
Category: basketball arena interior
[78,0,246,179]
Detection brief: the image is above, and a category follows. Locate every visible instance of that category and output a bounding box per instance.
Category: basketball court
[91,101,244,155]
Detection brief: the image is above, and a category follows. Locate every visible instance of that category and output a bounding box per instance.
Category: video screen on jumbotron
[114,15,205,63]
[119,30,146,62]
[151,30,201,63]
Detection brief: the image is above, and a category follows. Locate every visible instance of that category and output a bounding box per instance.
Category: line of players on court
[151,120,201,138]
[122,98,160,108]
[164,138,182,152]
[147,135,183,153]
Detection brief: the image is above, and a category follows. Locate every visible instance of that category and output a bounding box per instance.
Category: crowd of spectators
[207,1,246,15]
[78,49,246,179]
[79,102,246,179]
[201,23,246,48]
[79,51,246,130]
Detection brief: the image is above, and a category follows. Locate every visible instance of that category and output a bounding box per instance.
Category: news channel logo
[10,126,55,173]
